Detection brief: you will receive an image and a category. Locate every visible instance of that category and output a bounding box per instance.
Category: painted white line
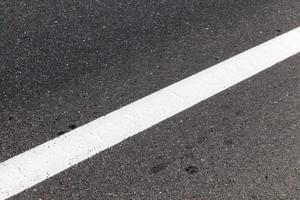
[1,27,300,199]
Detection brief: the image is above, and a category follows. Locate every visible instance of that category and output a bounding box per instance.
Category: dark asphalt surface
[0,0,299,199]
[18,55,300,200]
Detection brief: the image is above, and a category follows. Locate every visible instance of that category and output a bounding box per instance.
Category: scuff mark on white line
[0,27,300,200]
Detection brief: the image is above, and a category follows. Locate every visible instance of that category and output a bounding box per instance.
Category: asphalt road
[0,0,300,199]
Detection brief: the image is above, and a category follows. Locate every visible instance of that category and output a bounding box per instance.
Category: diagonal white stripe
[0,27,300,200]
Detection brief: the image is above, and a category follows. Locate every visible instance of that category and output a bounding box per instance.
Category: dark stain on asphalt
[8,116,14,121]
[68,124,77,129]
[150,162,169,174]
[224,138,234,146]
[220,104,232,111]
[211,56,220,61]
[276,29,281,32]
[235,110,241,115]
[184,166,198,174]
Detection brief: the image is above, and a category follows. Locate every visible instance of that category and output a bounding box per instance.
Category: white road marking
[1,27,300,200]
